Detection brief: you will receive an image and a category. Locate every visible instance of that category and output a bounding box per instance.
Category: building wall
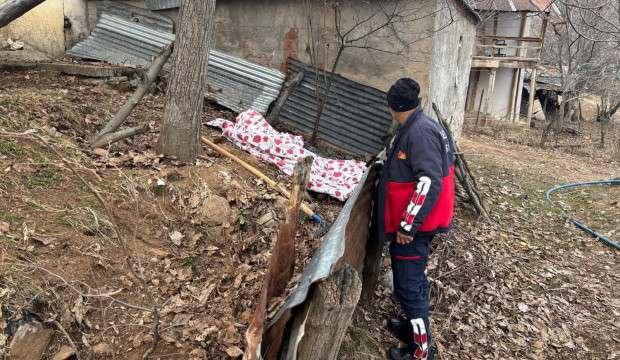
[0,0,65,57]
[64,0,90,48]
[427,0,477,139]
[212,0,434,92]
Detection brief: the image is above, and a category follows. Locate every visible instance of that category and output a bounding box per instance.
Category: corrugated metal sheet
[145,0,181,11]
[67,13,175,66]
[67,3,285,114]
[207,50,286,114]
[97,1,174,33]
[279,59,392,156]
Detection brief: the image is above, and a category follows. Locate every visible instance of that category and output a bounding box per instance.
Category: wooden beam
[473,56,541,62]
[472,59,540,69]
[538,15,549,61]
[476,44,542,51]
[517,13,527,58]
[477,35,543,42]
[508,13,527,123]
[527,67,538,127]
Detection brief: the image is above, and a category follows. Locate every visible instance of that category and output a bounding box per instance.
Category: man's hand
[396,231,414,245]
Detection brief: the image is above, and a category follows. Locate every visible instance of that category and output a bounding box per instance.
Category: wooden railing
[474,35,543,62]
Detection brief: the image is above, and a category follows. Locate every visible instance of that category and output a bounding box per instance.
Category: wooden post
[539,15,549,61]
[296,264,362,360]
[508,68,519,122]
[475,88,484,128]
[243,157,313,360]
[527,67,538,127]
[484,69,496,125]
[268,72,304,124]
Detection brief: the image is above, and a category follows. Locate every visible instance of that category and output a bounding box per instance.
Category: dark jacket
[376,108,455,240]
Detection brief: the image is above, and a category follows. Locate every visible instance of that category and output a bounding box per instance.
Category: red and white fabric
[207,109,367,201]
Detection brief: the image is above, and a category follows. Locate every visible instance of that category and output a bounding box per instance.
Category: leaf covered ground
[0,70,342,359]
[0,69,618,359]
[341,132,619,359]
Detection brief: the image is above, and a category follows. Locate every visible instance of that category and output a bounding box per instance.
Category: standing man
[376,78,455,360]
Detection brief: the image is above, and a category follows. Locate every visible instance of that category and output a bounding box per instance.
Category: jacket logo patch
[397,150,407,160]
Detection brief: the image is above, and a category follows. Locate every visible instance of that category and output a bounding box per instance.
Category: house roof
[468,0,552,12]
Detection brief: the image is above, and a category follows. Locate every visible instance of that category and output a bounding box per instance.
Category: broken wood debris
[201,136,326,230]
[0,61,139,78]
[244,157,313,360]
[433,102,490,221]
[92,45,173,148]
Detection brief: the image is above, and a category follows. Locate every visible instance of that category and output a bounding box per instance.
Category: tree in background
[540,0,619,147]
[157,0,216,162]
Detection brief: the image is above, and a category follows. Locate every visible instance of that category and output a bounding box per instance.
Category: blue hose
[545,179,620,250]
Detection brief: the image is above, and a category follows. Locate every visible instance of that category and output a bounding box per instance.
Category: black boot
[388,346,412,360]
[387,317,411,343]
[389,345,434,360]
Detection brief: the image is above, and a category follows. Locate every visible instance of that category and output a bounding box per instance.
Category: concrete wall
[427,0,477,138]
[212,0,434,92]
[0,0,65,57]
[64,0,90,48]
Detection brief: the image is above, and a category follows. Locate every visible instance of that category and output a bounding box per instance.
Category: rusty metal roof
[469,0,551,12]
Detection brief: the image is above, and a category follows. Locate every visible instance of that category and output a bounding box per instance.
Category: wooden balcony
[472,35,543,69]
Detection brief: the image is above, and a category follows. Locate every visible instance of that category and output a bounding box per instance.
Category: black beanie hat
[387,78,421,112]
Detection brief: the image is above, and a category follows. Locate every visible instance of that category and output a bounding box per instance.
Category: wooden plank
[471,58,541,69]
[244,157,313,360]
[476,44,542,50]
[0,61,138,78]
[477,35,543,42]
[473,56,541,62]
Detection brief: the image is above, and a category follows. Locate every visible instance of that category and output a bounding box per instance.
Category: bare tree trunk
[0,0,45,28]
[157,0,215,162]
[310,45,345,145]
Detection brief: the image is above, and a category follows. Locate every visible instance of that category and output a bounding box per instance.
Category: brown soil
[0,70,341,359]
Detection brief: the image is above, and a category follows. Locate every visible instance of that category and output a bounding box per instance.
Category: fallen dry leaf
[225,346,243,358]
[169,231,185,246]
[0,221,9,234]
[32,234,55,246]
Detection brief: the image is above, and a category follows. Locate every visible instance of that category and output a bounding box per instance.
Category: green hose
[545,179,620,250]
